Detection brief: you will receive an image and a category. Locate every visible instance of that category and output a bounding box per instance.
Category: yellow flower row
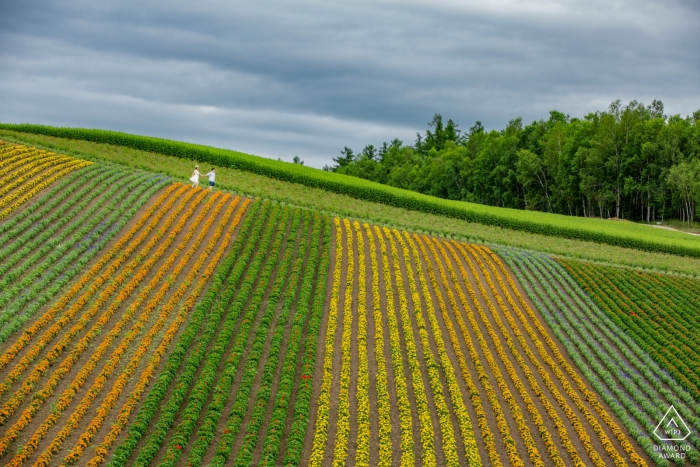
[0,187,205,460]
[0,150,52,181]
[309,218,344,467]
[382,227,436,466]
[474,245,646,467]
[407,232,490,467]
[332,218,355,466]
[372,225,415,466]
[415,235,502,466]
[431,237,543,467]
[362,223,393,467]
[353,221,371,467]
[0,159,93,220]
[55,195,240,467]
[391,229,461,467]
[0,153,70,201]
[0,146,42,168]
[87,198,250,467]
[456,242,601,466]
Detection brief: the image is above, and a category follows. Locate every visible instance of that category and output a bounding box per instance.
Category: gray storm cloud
[0,0,698,168]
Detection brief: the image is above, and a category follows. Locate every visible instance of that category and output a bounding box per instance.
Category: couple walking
[190,165,215,191]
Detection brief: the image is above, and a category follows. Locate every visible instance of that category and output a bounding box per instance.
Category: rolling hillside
[0,136,697,466]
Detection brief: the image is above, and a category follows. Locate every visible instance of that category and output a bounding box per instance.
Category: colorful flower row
[67,195,242,467]
[309,217,344,467]
[0,159,94,221]
[501,248,688,466]
[353,221,371,467]
[480,247,647,467]
[435,238,552,467]
[408,232,482,465]
[106,200,266,467]
[0,187,208,459]
[382,227,436,466]
[34,192,231,466]
[419,236,508,466]
[463,244,628,467]
[0,187,202,419]
[0,183,180,373]
[371,224,414,466]
[389,229,460,467]
[0,155,80,207]
[0,172,167,344]
[331,218,355,466]
[362,223,393,467]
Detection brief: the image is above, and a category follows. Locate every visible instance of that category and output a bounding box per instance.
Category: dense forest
[326,100,700,224]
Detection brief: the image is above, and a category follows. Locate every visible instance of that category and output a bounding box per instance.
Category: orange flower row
[0,187,205,460]
[415,235,503,467]
[86,198,250,467]
[476,246,647,467]
[457,242,605,466]
[0,183,181,373]
[33,195,239,467]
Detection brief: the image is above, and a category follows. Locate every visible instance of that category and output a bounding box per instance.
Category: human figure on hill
[189,165,201,187]
[204,168,215,191]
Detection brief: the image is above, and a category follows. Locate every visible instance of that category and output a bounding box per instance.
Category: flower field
[496,248,700,467]
[2,139,699,466]
[305,222,647,467]
[0,143,93,220]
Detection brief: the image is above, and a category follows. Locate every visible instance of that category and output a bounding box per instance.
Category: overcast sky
[1,1,698,168]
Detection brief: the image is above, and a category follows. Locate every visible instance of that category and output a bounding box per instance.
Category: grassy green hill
[2,126,700,276]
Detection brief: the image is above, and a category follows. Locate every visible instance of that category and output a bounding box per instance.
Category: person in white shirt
[189,165,201,187]
[204,168,216,191]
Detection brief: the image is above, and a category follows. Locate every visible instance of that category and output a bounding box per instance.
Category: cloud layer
[1,0,698,167]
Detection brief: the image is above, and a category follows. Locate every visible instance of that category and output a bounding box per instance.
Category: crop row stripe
[0,187,207,459]
[257,212,325,466]
[372,224,415,466]
[382,226,437,466]
[362,223,393,466]
[71,196,245,467]
[432,237,551,467]
[106,201,267,467]
[233,209,314,466]
[451,242,596,466]
[0,182,182,372]
[406,232,484,467]
[464,244,630,466]
[309,217,344,466]
[85,198,248,467]
[29,193,232,466]
[165,204,288,466]
[0,187,202,421]
[0,153,68,197]
[209,208,302,466]
[331,218,355,466]
[353,221,372,466]
[0,160,94,221]
[391,229,460,467]
[417,236,503,467]
[479,247,647,467]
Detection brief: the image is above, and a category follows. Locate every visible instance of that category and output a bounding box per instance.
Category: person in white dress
[189,165,201,187]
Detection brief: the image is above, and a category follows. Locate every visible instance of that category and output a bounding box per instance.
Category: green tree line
[327,100,700,224]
